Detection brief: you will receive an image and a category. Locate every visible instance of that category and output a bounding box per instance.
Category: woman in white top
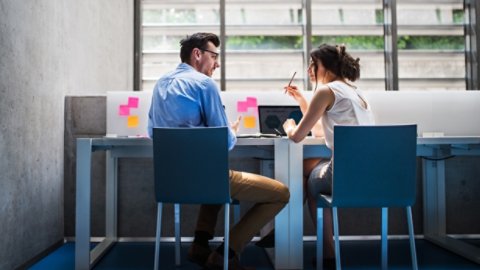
[283,43,375,267]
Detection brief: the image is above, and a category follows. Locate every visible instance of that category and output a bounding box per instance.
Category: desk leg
[88,153,117,266]
[106,152,117,240]
[274,140,289,269]
[288,142,304,269]
[273,140,303,269]
[422,158,446,236]
[423,157,480,264]
[76,139,93,270]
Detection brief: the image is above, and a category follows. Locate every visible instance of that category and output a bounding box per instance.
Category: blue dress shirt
[148,63,237,150]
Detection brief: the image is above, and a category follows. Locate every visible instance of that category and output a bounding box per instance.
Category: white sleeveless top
[321,81,375,150]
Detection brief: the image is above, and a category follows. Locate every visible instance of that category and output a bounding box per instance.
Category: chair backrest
[152,127,230,204]
[332,125,417,208]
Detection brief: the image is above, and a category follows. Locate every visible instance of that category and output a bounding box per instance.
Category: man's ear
[193,48,202,61]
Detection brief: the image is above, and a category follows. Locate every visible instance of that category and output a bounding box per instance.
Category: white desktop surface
[75,136,480,269]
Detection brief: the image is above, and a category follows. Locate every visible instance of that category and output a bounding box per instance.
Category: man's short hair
[179,33,220,63]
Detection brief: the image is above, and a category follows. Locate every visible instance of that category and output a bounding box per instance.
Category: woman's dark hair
[179,32,220,63]
[310,44,360,90]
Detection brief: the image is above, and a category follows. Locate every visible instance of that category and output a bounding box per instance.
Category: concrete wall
[0,1,133,269]
[64,96,480,239]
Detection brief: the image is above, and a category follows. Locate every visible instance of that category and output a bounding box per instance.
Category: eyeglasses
[200,48,219,60]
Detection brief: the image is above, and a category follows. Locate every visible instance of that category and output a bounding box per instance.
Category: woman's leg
[307,194,335,259]
[303,158,322,202]
[306,160,335,259]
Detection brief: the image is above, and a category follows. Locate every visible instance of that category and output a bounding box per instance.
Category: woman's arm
[284,86,334,143]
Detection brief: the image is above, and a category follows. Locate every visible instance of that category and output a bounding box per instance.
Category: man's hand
[230,115,242,134]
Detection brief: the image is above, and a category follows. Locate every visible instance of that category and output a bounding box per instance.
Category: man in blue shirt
[148,33,290,270]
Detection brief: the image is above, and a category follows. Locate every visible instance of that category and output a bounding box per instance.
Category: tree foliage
[225,35,464,51]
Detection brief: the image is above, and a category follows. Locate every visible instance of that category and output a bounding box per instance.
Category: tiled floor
[29,239,480,269]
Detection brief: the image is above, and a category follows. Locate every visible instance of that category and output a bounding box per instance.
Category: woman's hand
[284,85,303,101]
[283,118,297,138]
[284,85,308,110]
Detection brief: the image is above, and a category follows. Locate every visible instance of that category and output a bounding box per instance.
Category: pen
[285,71,297,93]
[288,71,297,86]
[273,128,283,136]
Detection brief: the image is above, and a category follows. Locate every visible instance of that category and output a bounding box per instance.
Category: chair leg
[332,207,341,270]
[406,206,418,270]
[174,203,181,266]
[224,203,230,270]
[317,207,324,270]
[154,203,163,270]
[381,207,388,270]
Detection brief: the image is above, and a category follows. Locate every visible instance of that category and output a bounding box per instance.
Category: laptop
[257,105,304,136]
[106,91,152,137]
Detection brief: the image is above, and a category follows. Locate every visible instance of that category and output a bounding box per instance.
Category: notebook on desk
[106,91,152,137]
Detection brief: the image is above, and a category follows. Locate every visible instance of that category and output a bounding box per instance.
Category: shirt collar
[178,62,194,71]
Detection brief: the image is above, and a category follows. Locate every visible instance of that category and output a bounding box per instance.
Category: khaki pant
[195,170,290,253]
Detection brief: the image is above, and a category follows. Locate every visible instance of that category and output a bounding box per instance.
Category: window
[224,0,304,91]
[141,0,220,91]
[312,0,385,90]
[396,0,465,90]
[139,0,477,91]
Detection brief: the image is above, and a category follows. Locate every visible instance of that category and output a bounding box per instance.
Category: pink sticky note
[246,97,257,107]
[237,101,248,112]
[128,97,139,108]
[119,105,130,116]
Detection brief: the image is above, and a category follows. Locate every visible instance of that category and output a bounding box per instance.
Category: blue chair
[316,125,418,270]
[152,127,231,270]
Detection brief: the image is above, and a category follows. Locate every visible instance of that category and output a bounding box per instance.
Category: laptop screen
[258,105,304,136]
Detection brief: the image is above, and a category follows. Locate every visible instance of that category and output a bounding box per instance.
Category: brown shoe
[187,242,212,267]
[205,251,255,270]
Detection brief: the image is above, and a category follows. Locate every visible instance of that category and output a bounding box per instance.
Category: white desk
[75,136,480,269]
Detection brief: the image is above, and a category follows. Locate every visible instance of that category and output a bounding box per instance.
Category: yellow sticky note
[243,116,256,129]
[127,115,139,128]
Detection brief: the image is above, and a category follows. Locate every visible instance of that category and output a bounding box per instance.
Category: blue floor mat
[29,239,480,270]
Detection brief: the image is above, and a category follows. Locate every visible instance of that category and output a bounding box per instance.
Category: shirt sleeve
[200,79,237,151]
